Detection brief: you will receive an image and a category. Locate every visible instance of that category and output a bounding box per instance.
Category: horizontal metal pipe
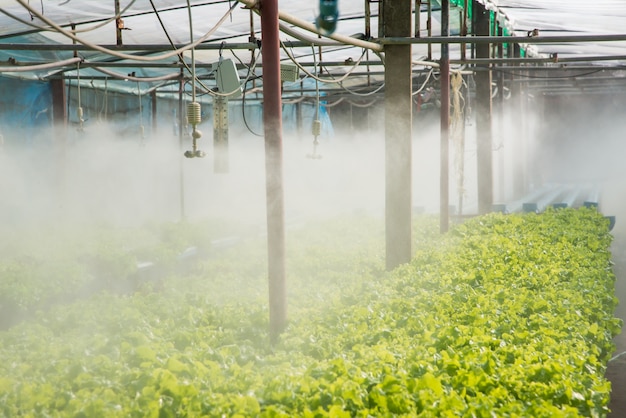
[453,55,626,65]
[0,42,259,51]
[380,34,626,45]
[0,39,363,52]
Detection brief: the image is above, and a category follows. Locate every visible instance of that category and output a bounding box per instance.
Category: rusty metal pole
[115,0,123,47]
[473,0,494,214]
[260,0,287,342]
[383,0,413,270]
[440,0,450,233]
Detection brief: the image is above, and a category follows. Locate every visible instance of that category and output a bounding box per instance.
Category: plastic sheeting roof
[1,0,626,91]
[485,0,626,60]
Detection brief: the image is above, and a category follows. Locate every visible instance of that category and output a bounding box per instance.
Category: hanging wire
[183,0,205,158]
[307,44,322,159]
[76,61,84,132]
[137,81,145,145]
[98,76,108,123]
[280,40,368,84]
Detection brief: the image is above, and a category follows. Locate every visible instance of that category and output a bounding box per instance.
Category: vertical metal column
[473,0,493,214]
[115,0,123,47]
[511,43,525,198]
[260,0,287,342]
[415,0,421,38]
[440,0,450,233]
[383,0,413,270]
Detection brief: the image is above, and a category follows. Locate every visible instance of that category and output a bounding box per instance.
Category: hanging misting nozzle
[184,102,206,158]
[307,120,323,160]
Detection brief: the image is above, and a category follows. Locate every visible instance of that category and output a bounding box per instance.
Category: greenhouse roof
[0,0,625,93]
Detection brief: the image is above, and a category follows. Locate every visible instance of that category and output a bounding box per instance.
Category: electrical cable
[148,0,183,62]
[240,78,263,137]
[280,40,368,84]
[13,0,238,63]
[147,0,220,97]
[412,68,435,96]
[337,79,385,97]
[610,350,626,362]
[281,96,307,104]
[320,97,344,107]
[342,98,377,108]
[206,47,262,98]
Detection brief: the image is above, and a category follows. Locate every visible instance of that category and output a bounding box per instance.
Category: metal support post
[260,0,287,342]
[440,0,450,233]
[473,0,494,214]
[383,0,413,269]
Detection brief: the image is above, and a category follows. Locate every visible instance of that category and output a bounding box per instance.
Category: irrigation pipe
[236,0,382,53]
[610,350,626,362]
[278,23,346,47]
[0,56,81,73]
[14,0,237,62]
[92,66,179,82]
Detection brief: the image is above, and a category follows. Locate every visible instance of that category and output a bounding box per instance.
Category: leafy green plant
[0,209,621,417]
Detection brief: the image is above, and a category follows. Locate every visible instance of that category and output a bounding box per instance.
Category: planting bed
[0,209,621,416]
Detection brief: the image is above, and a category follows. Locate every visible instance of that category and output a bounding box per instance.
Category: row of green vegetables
[0,209,621,416]
[0,219,250,314]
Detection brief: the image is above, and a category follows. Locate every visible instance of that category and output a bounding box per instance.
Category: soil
[607,236,626,417]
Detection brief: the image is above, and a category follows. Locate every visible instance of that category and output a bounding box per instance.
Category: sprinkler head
[184,149,206,158]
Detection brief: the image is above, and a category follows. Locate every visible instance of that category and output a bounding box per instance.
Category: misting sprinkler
[184,102,206,158]
[307,119,323,160]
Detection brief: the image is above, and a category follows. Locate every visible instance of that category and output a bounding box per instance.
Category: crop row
[0,209,621,416]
